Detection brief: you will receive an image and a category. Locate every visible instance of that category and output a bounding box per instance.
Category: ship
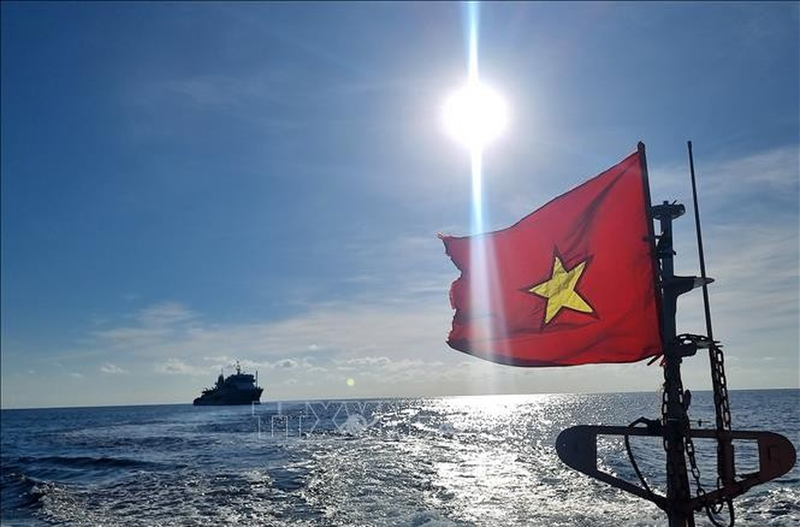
[193,361,263,406]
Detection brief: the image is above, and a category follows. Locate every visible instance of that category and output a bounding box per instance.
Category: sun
[442,80,509,152]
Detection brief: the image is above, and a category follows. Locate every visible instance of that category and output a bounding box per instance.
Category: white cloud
[136,302,198,327]
[31,145,800,403]
[91,326,171,350]
[85,286,450,365]
[100,363,126,375]
[275,358,298,369]
[649,144,798,212]
[90,302,199,351]
[649,145,799,389]
[706,146,798,192]
[154,358,207,376]
[202,355,230,363]
[337,356,393,368]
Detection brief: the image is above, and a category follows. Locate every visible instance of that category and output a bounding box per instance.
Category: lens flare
[442,81,509,152]
[442,1,510,381]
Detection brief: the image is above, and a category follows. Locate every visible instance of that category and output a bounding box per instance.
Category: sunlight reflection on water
[2,391,797,526]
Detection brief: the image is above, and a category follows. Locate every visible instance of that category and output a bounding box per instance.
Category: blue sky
[2,2,798,408]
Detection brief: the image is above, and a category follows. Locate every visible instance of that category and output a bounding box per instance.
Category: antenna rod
[687,141,714,341]
[688,141,736,499]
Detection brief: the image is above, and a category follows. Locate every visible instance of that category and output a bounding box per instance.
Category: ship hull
[192,387,263,406]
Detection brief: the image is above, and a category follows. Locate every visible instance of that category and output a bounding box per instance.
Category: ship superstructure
[193,361,263,406]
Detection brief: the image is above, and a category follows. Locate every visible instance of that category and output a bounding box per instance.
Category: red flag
[441,149,662,366]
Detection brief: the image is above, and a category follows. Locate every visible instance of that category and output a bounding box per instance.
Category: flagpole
[644,141,695,527]
[638,142,663,331]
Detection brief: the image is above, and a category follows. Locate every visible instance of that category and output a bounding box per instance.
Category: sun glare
[442,80,509,152]
[441,1,511,393]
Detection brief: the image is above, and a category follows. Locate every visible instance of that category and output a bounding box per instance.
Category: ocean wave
[2,392,798,526]
[14,455,171,471]
[1,470,46,511]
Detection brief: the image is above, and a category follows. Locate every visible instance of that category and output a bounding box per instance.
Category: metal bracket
[664,275,714,297]
[556,425,796,514]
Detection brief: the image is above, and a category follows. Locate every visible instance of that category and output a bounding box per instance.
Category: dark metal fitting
[663,275,714,297]
[651,201,686,220]
[664,340,699,358]
[630,416,663,434]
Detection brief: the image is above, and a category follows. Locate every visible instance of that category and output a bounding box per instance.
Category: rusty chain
[660,334,734,526]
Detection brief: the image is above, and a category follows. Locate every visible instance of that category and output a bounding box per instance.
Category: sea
[1,390,798,526]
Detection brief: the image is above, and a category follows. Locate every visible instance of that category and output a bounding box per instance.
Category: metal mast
[647,140,694,527]
[555,142,796,527]
[651,198,694,527]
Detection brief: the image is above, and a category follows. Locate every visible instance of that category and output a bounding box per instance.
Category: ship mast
[651,197,695,526]
[556,142,796,526]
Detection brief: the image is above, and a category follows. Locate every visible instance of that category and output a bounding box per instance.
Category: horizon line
[2,386,797,411]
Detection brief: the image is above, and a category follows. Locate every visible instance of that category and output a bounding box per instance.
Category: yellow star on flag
[529,255,593,324]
